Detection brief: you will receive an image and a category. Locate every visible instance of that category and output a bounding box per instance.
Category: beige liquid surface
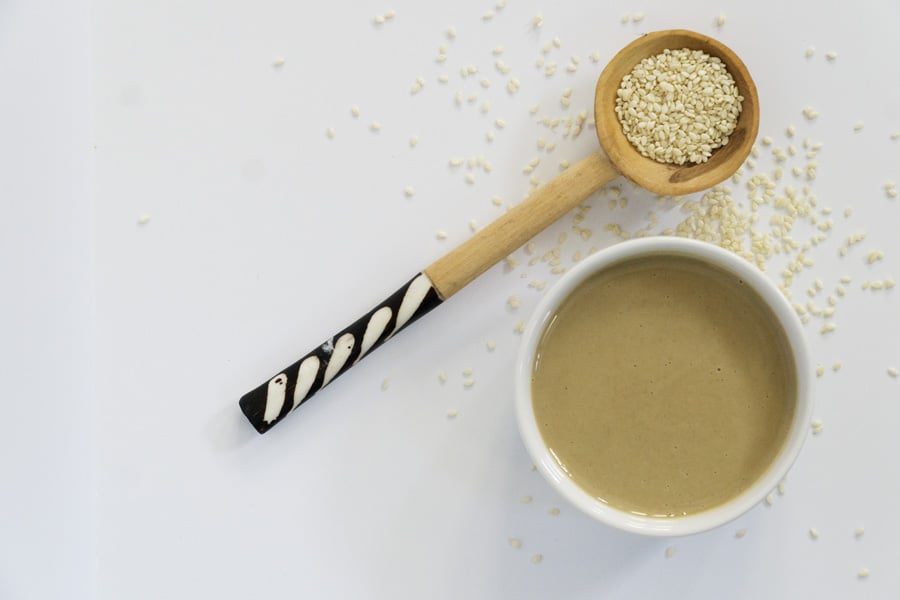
[531,254,796,517]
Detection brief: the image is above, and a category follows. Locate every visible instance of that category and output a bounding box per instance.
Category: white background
[3,0,900,598]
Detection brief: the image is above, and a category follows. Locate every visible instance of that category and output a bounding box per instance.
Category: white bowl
[515,237,812,536]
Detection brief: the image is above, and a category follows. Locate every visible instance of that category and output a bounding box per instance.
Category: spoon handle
[239,150,618,434]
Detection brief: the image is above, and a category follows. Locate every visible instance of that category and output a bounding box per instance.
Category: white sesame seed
[765,493,775,506]
[826,51,838,61]
[438,371,448,383]
[854,527,865,538]
[853,121,864,132]
[446,26,456,39]
[632,12,645,22]
[857,568,870,579]
[403,186,415,197]
[373,15,385,24]
[809,528,820,540]
[461,367,473,377]
[805,46,815,58]
[381,379,390,391]
[137,214,151,225]
[486,340,496,352]
[735,529,748,539]
[532,14,543,29]
[821,322,837,334]
[888,367,899,378]
[761,136,773,146]
[482,10,494,20]
[384,9,395,19]
[465,173,475,185]
[520,495,532,504]
[508,295,521,309]
[350,106,361,118]
[816,365,825,377]
[272,57,286,67]
[777,480,786,495]
[531,554,543,564]
[548,507,560,515]
[665,546,675,558]
[326,127,336,139]
[486,131,495,142]
[803,106,819,120]
[435,230,448,240]
[514,321,525,334]
[509,538,521,549]
[495,118,506,129]
[833,362,842,371]
[811,419,824,434]
[715,14,726,27]
[437,74,449,83]
[370,121,382,132]
[446,409,458,418]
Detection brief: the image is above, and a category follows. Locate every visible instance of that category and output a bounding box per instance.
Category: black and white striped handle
[239,273,443,433]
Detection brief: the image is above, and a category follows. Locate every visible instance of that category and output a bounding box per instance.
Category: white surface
[515,238,814,537]
[0,1,96,598]
[6,0,900,597]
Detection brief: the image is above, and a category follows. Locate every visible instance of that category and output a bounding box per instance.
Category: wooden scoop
[239,29,760,434]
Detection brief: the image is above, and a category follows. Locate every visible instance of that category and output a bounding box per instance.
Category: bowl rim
[514,237,812,537]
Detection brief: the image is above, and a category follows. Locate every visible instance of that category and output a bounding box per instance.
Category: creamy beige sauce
[532,254,796,517]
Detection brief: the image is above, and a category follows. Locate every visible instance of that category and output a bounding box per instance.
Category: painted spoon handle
[239,150,618,434]
[239,273,442,433]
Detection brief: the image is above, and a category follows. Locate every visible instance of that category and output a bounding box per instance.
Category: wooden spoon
[239,29,760,434]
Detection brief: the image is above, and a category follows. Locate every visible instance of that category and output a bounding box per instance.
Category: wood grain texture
[425,151,619,299]
[594,30,759,196]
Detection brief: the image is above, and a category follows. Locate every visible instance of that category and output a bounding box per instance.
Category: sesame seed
[531,554,543,564]
[632,12,645,22]
[520,495,532,504]
[435,230,448,240]
[509,538,521,549]
[465,173,475,185]
[715,14,726,27]
[857,568,870,579]
[437,74,449,83]
[854,527,865,538]
[495,118,506,129]
[381,379,390,391]
[816,365,825,377]
[665,546,675,558]
[468,218,478,231]
[438,371,448,383]
[854,121,864,132]
[384,9,395,19]
[408,135,418,148]
[326,127,335,139]
[821,322,837,334]
[137,214,151,225]
[446,26,456,39]
[803,106,819,120]
[761,135,773,146]
[373,15,385,24]
[370,121,382,132]
[811,419,824,434]
[833,362,842,371]
[777,480,786,495]
[350,106,361,118]
[403,186,415,198]
[809,528,820,540]
[482,10,494,20]
[493,45,504,55]
[446,409,458,418]
[486,340,496,352]
[272,57,286,67]
[514,321,525,334]
[548,507,560,516]
[805,46,815,58]
[508,295,521,309]
[486,131,495,142]
[532,14,543,28]
[888,367,898,378]
[735,529,748,539]
[826,51,838,61]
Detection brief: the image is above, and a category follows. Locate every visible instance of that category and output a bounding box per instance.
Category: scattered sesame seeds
[820,322,837,334]
[350,106,361,118]
[803,106,819,120]
[137,214,151,225]
[809,528,820,540]
[446,409,458,418]
[826,51,838,61]
[370,121,382,132]
[507,295,521,309]
[495,118,506,129]
[857,568,870,579]
[811,419,825,435]
[509,538,522,549]
[665,546,675,558]
[531,554,543,564]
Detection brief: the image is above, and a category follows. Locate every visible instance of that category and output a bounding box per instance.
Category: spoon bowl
[595,29,759,196]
